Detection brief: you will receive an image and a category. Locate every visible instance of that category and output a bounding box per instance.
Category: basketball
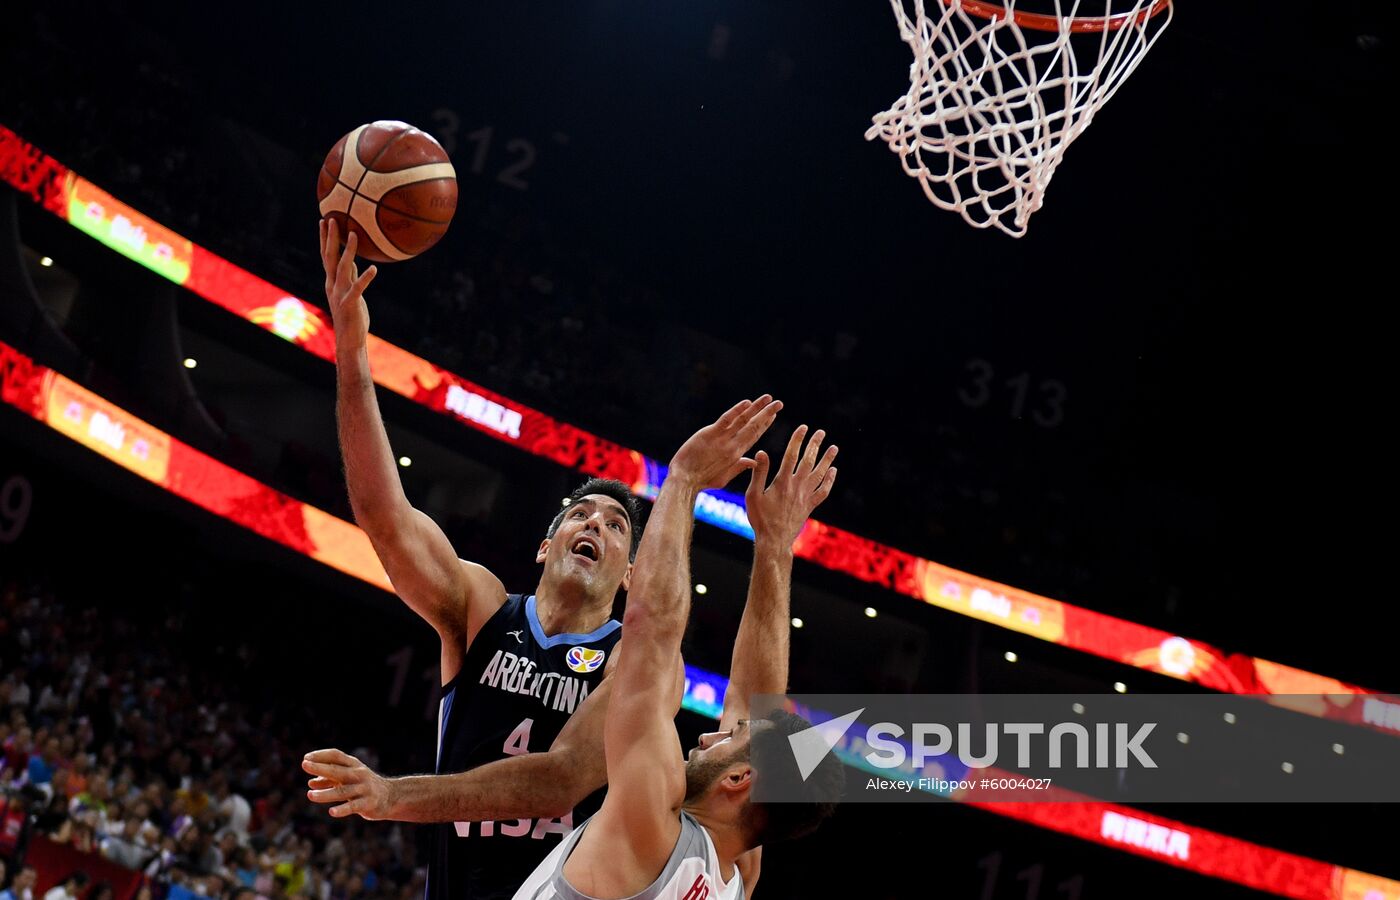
[317,120,457,263]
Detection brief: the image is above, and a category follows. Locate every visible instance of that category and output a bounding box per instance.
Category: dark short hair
[748,709,844,844]
[546,478,644,561]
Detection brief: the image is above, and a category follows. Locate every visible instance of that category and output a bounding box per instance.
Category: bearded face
[684,746,744,802]
[684,719,763,802]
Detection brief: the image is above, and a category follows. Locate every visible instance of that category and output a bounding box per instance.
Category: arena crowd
[0,578,422,900]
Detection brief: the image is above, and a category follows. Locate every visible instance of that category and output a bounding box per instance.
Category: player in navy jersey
[304,221,648,899]
[306,226,825,899]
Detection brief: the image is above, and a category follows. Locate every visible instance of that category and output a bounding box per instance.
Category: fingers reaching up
[320,218,377,345]
[745,423,838,549]
[669,395,783,490]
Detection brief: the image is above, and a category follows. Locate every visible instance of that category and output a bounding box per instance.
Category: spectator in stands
[1,671,30,715]
[191,823,221,875]
[209,775,249,839]
[143,833,180,881]
[39,871,87,900]
[0,865,37,900]
[273,840,310,896]
[0,793,27,856]
[54,741,74,776]
[67,819,98,854]
[60,755,89,801]
[100,817,152,870]
[33,679,73,719]
[228,846,257,889]
[208,831,238,876]
[70,767,109,818]
[32,794,68,836]
[25,741,57,790]
[2,728,30,775]
[176,776,210,820]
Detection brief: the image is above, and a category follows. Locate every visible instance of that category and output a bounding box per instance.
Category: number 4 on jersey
[503,718,534,756]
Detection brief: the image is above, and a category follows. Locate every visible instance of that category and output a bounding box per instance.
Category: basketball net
[866,0,1172,237]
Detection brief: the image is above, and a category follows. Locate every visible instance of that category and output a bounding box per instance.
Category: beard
[684,751,737,803]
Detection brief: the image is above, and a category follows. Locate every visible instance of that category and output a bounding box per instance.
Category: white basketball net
[866,0,1173,237]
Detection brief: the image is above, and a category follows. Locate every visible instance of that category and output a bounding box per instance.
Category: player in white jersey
[515,399,847,900]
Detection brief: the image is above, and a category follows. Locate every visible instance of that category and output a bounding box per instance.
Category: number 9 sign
[0,474,33,544]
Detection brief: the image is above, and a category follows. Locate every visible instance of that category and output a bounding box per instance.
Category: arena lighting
[1282,762,1295,774]
[1333,743,1345,755]
[864,606,878,618]
[39,255,53,266]
[1,123,1394,737]
[398,455,412,467]
[4,336,1398,898]
[1225,712,1238,724]
[182,357,197,369]
[791,617,805,628]
[694,583,707,595]
[1178,732,1190,744]
[0,339,391,592]
[1004,650,1018,662]
[1114,681,1128,693]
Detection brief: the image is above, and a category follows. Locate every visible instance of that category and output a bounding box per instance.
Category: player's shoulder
[459,559,508,608]
[456,562,507,641]
[478,587,529,629]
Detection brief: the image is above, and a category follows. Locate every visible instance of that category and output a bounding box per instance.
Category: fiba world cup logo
[566,647,606,674]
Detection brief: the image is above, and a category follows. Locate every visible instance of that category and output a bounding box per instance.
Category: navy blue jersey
[428,593,620,900]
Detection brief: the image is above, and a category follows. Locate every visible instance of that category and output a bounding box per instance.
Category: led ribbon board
[2,337,1396,899]
[1,124,1392,733]
[0,340,391,591]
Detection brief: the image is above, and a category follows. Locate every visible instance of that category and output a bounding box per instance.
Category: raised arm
[566,397,781,893]
[720,425,837,732]
[322,219,505,682]
[723,425,836,897]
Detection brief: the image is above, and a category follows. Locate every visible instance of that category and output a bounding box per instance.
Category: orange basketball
[317,121,457,263]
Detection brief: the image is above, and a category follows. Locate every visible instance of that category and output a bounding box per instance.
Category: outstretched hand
[302,748,394,820]
[668,395,783,491]
[319,218,378,349]
[745,424,838,550]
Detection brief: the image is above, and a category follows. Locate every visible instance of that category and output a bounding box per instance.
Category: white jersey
[513,811,745,900]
